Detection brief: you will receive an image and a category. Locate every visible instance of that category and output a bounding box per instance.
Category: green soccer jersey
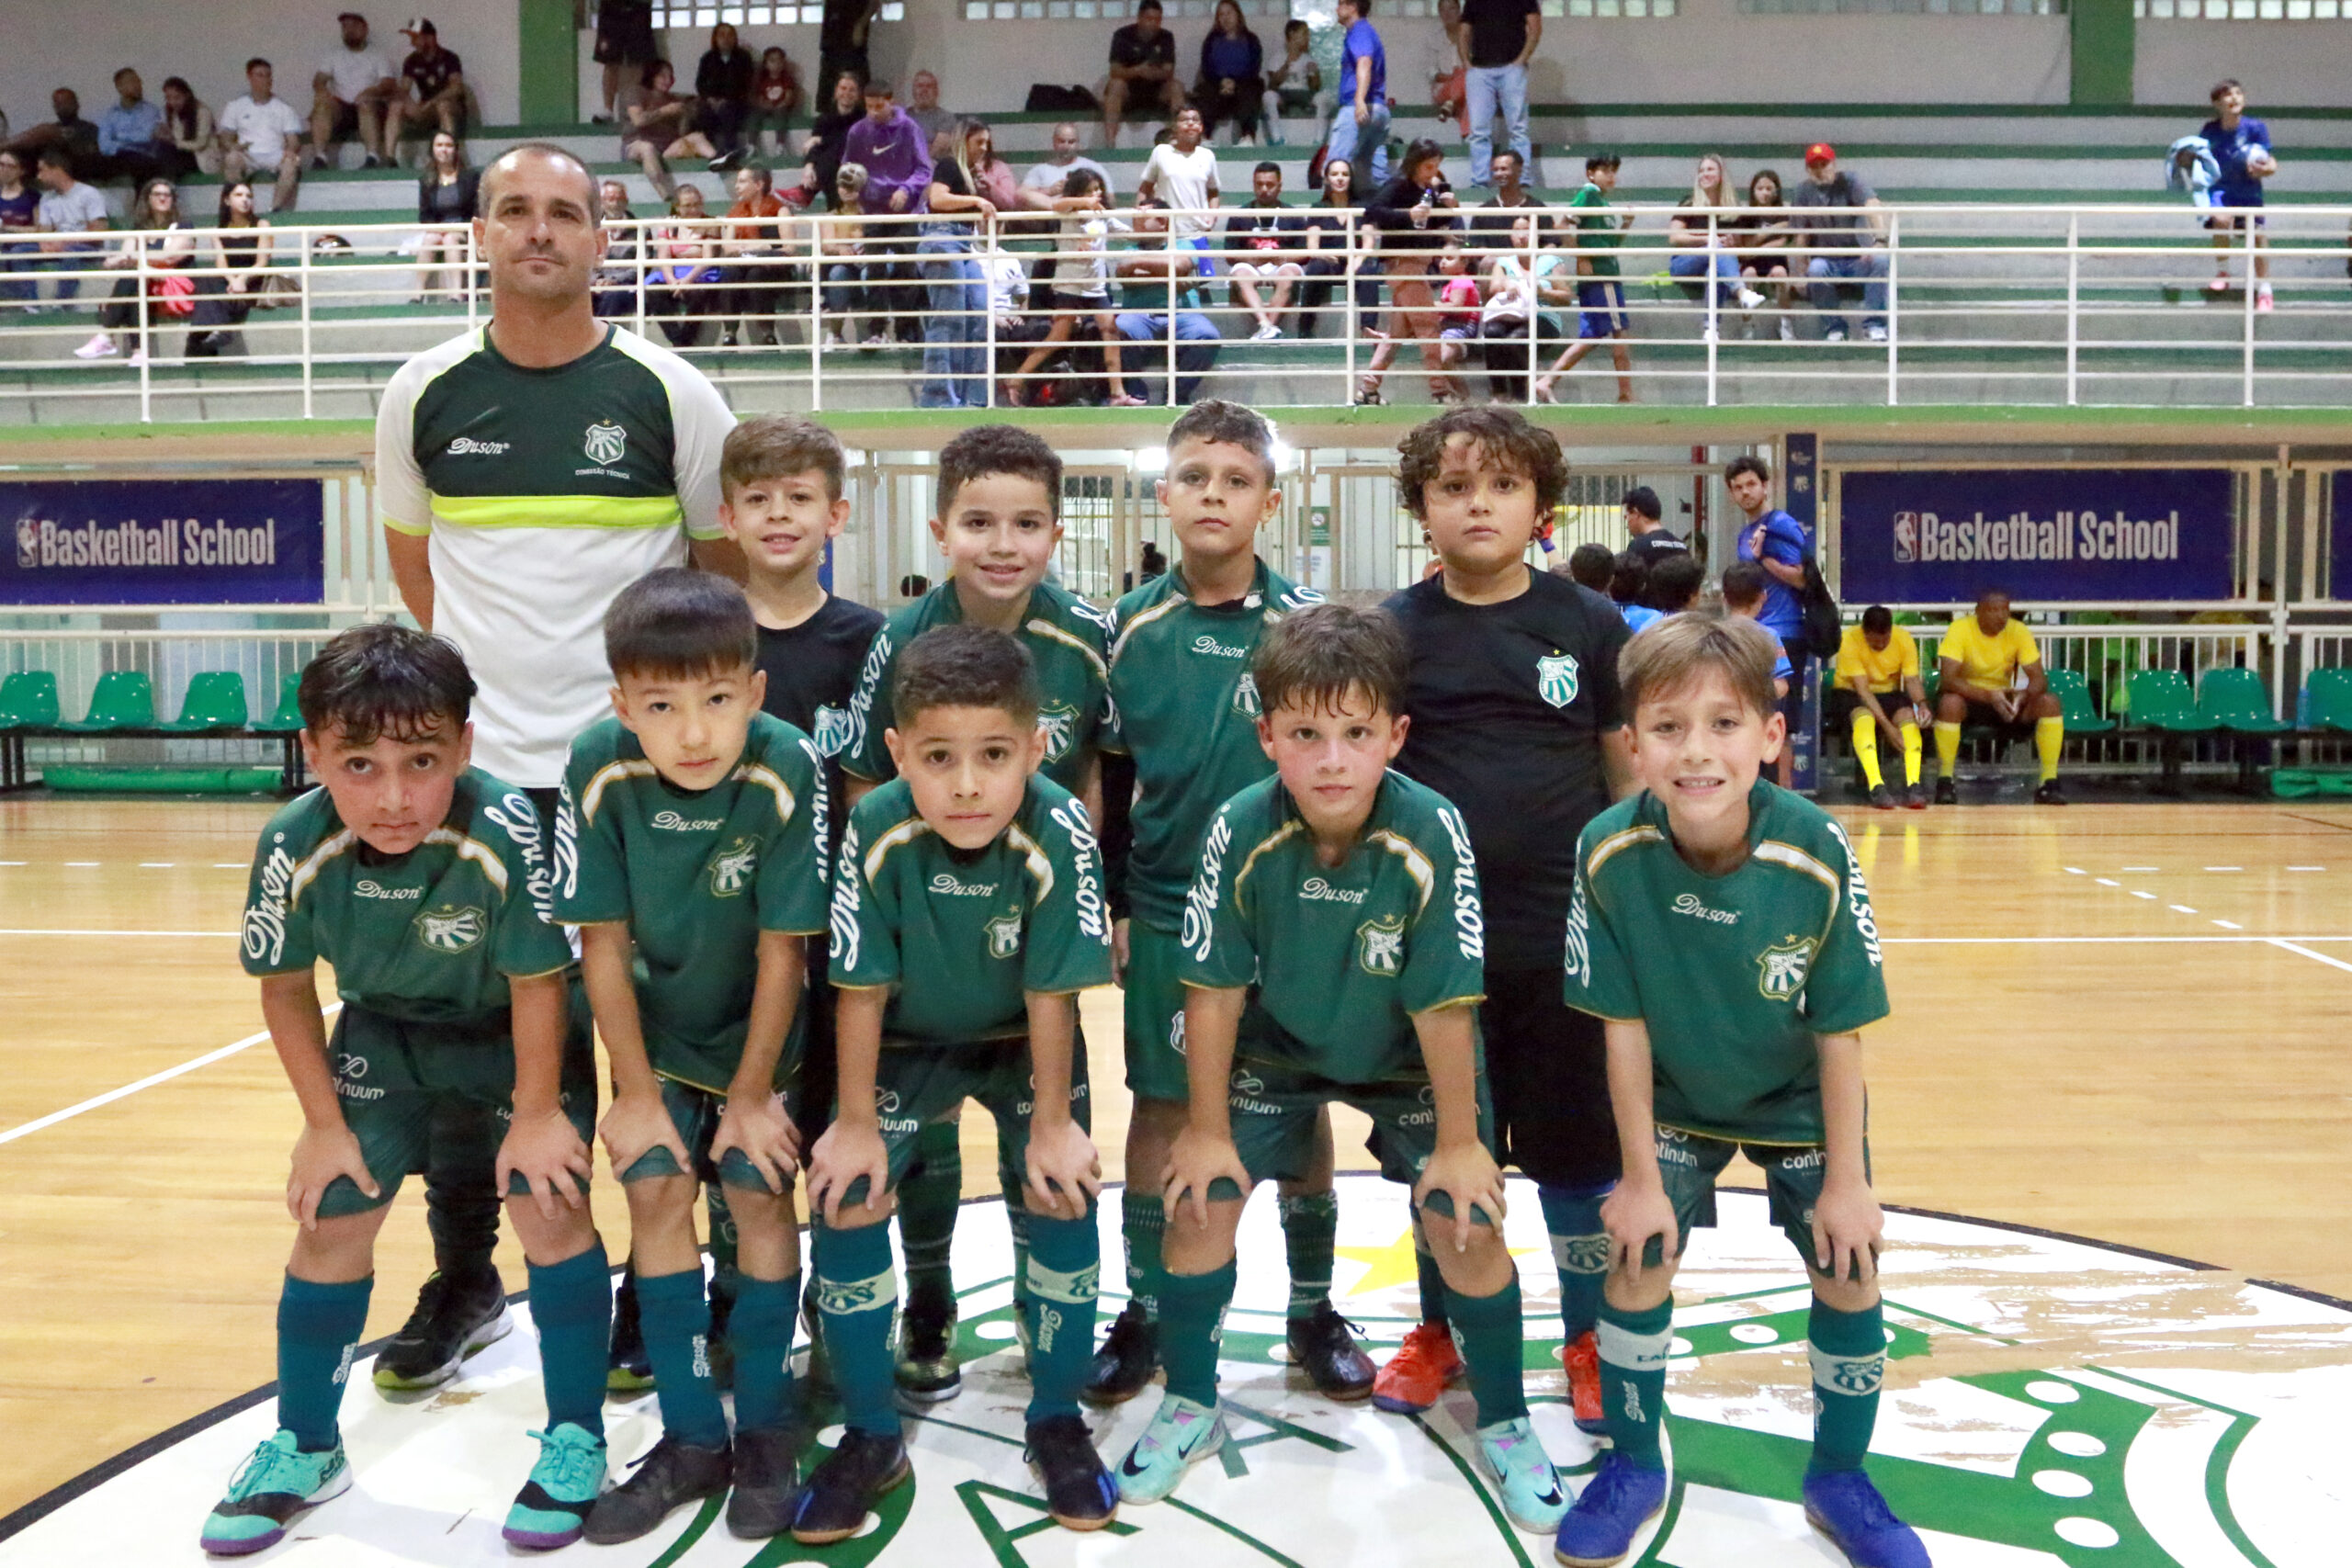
[1563,781,1891,1145]
[1182,771,1487,1084]
[1104,558,1321,931]
[554,712,831,1092]
[239,768,571,1021]
[840,579,1114,795]
[1569,183,1623,278]
[830,773,1113,1043]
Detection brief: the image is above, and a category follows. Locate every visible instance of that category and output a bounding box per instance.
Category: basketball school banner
[1838,468,2235,603]
[3,480,325,605]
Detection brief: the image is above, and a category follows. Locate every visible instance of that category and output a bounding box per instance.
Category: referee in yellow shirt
[1834,606,1929,809]
[1933,589,2065,806]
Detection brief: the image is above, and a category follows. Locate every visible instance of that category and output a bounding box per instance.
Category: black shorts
[1954,694,2038,744]
[1480,968,1619,1190]
[323,99,361,140]
[595,9,660,67]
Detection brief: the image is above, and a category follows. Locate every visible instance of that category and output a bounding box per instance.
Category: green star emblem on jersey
[987,910,1024,960]
[1536,651,1581,709]
[707,837,758,897]
[414,903,488,953]
[1756,936,1817,999]
[1356,914,1408,976]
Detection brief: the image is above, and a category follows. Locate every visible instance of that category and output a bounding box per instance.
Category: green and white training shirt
[829,773,1113,1044]
[554,712,831,1092]
[240,768,571,1021]
[1563,781,1890,1145]
[1104,558,1320,932]
[375,323,736,788]
[1182,771,1488,1084]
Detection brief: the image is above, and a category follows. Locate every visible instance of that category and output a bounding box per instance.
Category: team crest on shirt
[986,910,1023,959]
[1356,914,1407,976]
[1232,671,1261,718]
[414,903,487,954]
[582,421,628,467]
[1536,652,1580,709]
[1756,936,1817,999]
[707,837,758,897]
[812,704,853,757]
[1035,702,1079,762]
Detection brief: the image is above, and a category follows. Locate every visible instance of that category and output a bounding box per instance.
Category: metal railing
[8,201,2352,420]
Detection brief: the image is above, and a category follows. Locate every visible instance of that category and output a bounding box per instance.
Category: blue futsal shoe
[1804,1469,1931,1568]
[199,1429,351,1556]
[503,1422,606,1549]
[1553,1450,1668,1567]
[1476,1416,1568,1533]
[1114,1393,1227,1505]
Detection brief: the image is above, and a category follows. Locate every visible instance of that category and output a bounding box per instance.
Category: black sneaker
[582,1433,732,1545]
[725,1426,802,1540]
[894,1285,960,1403]
[607,1270,655,1393]
[1905,783,1928,810]
[788,1429,910,1544]
[1081,1301,1159,1406]
[373,1269,509,1391]
[1287,1304,1375,1402]
[1867,784,1895,811]
[1933,777,1959,807]
[2035,779,2068,806]
[1024,1413,1118,1531]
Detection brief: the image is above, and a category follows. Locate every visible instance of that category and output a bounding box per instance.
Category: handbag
[254,272,302,310]
[150,269,198,318]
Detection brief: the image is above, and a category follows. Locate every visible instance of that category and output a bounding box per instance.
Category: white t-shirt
[319,44,395,103]
[220,96,307,164]
[1021,156,1114,200]
[1052,212,1129,298]
[1141,144,1218,237]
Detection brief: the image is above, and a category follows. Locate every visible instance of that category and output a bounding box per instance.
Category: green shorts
[318,996,598,1221]
[619,1075,808,1194]
[1652,1124,1874,1279]
[1123,920,1191,1103]
[1215,1052,1497,1224]
[833,1030,1093,1212]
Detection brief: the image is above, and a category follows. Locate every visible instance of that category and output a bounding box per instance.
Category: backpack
[1793,542,1843,663]
[1024,84,1100,114]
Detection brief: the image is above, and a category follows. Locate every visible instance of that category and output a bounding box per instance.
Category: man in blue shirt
[1728,453,1808,785]
[2200,78,2273,313]
[96,69,167,185]
[1324,0,1389,187]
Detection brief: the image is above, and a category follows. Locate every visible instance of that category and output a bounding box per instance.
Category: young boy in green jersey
[1554,613,1923,1568]
[1536,152,1635,406]
[1086,400,1368,1409]
[206,626,612,1556]
[553,569,831,1544]
[838,423,1114,1404]
[801,624,1118,1540]
[1117,604,1569,1537]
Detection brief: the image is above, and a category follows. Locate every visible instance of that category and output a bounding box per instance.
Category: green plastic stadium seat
[0,671,61,730]
[2126,671,2211,734]
[2046,668,2115,734]
[58,670,157,732]
[2307,669,2352,735]
[160,671,250,733]
[250,671,304,736]
[2195,668,2290,736]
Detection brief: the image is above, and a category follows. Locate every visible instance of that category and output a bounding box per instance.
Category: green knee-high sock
[1001,1163,1034,1343]
[730,1274,799,1433]
[638,1268,729,1449]
[1411,1213,1449,1328]
[1598,1297,1673,1471]
[528,1241,614,1440]
[1806,1295,1885,1475]
[277,1274,372,1451]
[813,1220,901,1436]
[1279,1189,1338,1319]
[1022,1207,1101,1421]
[898,1122,962,1308]
[1121,1186,1166,1323]
[1159,1261,1238,1407]
[1442,1272,1529,1428]
[704,1181,740,1324]
[1537,1183,1610,1341]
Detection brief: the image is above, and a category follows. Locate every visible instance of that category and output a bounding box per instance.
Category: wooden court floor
[3,795,2349,1519]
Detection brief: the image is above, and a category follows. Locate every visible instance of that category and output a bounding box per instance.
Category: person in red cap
[390,18,468,150]
[1790,141,1887,343]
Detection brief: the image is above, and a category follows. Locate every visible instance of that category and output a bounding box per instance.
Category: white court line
[0,1006,339,1147]
[2095,877,2120,886]
[0,928,237,938]
[2270,940,2352,976]
[2171,905,2199,914]
[2131,891,2156,900]
[2214,919,2244,930]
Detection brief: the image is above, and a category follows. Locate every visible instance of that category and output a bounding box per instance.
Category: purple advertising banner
[3,480,325,604]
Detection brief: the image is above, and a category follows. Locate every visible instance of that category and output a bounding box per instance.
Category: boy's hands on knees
[1414,1142,1508,1254]
[498,1109,594,1222]
[807,1118,890,1225]
[713,1090,803,1195]
[1025,1117,1103,1219]
[1812,1176,1883,1286]
[598,1086,690,1183]
[1163,1124,1250,1230]
[288,1120,379,1231]
[1602,1179,1679,1275]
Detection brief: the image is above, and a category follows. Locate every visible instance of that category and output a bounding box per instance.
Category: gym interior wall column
[2070,0,2135,107]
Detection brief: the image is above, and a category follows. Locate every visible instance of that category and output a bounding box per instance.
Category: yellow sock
[1850,710,1884,789]
[2036,716,2064,782]
[1934,720,1962,774]
[1899,722,1923,786]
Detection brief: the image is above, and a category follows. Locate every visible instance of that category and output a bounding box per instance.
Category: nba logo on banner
[1893,513,1920,563]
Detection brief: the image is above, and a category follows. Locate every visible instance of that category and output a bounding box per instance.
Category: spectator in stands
[1460,0,1538,188]
[1261,20,1322,148]
[1727,451,1807,782]
[158,78,214,180]
[413,130,477,302]
[1136,106,1221,276]
[1622,484,1688,568]
[0,152,40,305]
[96,69,170,186]
[806,69,865,194]
[1009,166,1140,406]
[392,20,469,150]
[1326,0,1390,186]
[219,59,308,213]
[695,22,758,168]
[820,0,883,98]
[187,179,273,355]
[1792,142,1886,342]
[1668,152,1764,335]
[311,12,399,171]
[649,183,724,345]
[591,178,641,319]
[1115,197,1222,403]
[1430,0,1468,142]
[1535,151,1634,404]
[1469,148,1544,251]
[724,161,805,348]
[847,77,932,344]
[1023,121,1114,203]
[1227,161,1306,340]
[1195,0,1266,144]
[906,71,957,158]
[33,147,111,306]
[1103,0,1184,149]
[620,60,716,202]
[3,90,101,176]
[1296,153,1379,341]
[1733,167,1795,340]
[1645,552,1703,614]
[2201,79,2274,312]
[819,161,877,346]
[748,47,802,161]
[594,0,659,123]
[1430,233,1478,395]
[1355,136,1459,405]
[78,177,195,365]
[1934,588,2065,806]
[1834,604,1928,810]
[920,119,1000,407]
[1477,212,1559,400]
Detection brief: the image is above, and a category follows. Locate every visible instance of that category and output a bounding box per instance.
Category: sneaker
[1250,322,1282,342]
[1933,777,1959,807]
[1778,315,1796,342]
[1864,322,1889,343]
[2034,778,2068,806]
[788,1428,911,1544]
[823,327,845,347]
[1477,1416,1567,1533]
[1802,1470,1931,1568]
[2256,285,2275,314]
[126,348,149,367]
[1868,784,1895,811]
[503,1423,607,1550]
[1553,1451,1668,1567]
[1372,1321,1465,1414]
[608,1271,655,1393]
[1114,1393,1226,1505]
[1905,783,1928,810]
[1561,1331,1606,1435]
[584,1433,732,1545]
[710,148,749,173]
[1025,1413,1119,1530]
[199,1430,350,1556]
[362,153,385,170]
[719,328,741,348]
[74,333,117,359]
[2207,273,2233,295]
[726,1426,802,1540]
[1287,1303,1375,1401]
[1082,1301,1159,1405]
[894,1285,960,1402]
[861,333,887,351]
[1824,328,1848,343]
[1736,287,1766,310]
[374,1269,510,1391]
[1701,325,1718,343]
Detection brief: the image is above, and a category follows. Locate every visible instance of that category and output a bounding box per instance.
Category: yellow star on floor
[1334,1227,1546,1299]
